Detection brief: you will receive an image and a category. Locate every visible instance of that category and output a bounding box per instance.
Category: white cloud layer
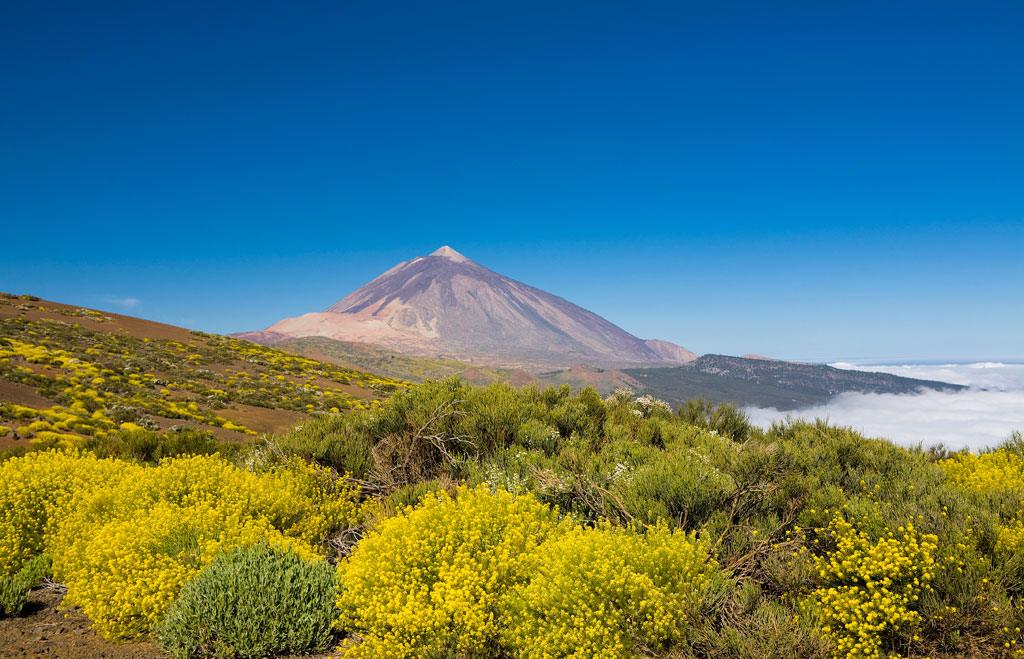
[745,362,1024,451]
[829,362,1024,391]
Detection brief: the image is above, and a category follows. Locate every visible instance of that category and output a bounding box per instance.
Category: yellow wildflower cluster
[996,519,1024,552]
[336,485,565,658]
[940,449,1024,552]
[805,515,938,659]
[0,335,258,439]
[0,450,363,639]
[336,486,726,659]
[941,449,1024,495]
[0,450,125,575]
[504,522,722,659]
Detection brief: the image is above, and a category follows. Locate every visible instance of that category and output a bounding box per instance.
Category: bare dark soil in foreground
[0,589,164,658]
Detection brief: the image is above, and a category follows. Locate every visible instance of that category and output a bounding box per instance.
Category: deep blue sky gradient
[1,1,1022,361]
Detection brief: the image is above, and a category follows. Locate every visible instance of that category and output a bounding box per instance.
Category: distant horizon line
[822,357,1024,367]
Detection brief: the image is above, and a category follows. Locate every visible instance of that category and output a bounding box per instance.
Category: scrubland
[2,376,1023,659]
[2,296,1024,659]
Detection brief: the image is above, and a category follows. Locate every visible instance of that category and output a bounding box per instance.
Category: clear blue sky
[1,1,1021,362]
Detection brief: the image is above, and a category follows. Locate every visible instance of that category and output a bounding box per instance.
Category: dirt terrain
[0,590,164,658]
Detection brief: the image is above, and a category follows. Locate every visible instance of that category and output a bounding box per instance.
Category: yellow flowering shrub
[941,449,1024,494]
[940,449,1024,552]
[804,516,938,659]
[995,518,1024,552]
[59,501,313,638]
[30,430,85,449]
[0,450,127,576]
[336,485,565,659]
[503,522,725,659]
[0,450,363,639]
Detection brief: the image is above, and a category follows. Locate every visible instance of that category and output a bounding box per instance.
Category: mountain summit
[237,247,695,368]
[428,245,471,262]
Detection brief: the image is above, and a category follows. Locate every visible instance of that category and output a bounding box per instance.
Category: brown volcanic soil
[217,404,307,435]
[0,381,56,450]
[6,299,195,343]
[461,366,536,387]
[0,380,54,409]
[0,590,163,658]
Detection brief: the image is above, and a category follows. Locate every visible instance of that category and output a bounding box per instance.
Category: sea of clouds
[743,362,1024,451]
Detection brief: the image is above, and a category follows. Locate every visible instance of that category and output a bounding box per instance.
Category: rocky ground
[0,589,164,658]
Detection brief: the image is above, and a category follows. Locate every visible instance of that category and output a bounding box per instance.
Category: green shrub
[157,542,336,659]
[546,386,606,446]
[380,478,455,516]
[275,414,374,477]
[81,428,225,463]
[682,587,831,659]
[679,397,753,442]
[613,444,734,529]
[457,382,541,452]
[513,418,561,454]
[0,554,50,617]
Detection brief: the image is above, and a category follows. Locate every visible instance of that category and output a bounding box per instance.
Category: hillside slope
[622,354,966,410]
[275,335,537,386]
[0,293,408,451]
[688,354,964,396]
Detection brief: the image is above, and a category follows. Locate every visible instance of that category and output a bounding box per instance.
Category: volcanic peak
[242,246,698,368]
[430,246,470,262]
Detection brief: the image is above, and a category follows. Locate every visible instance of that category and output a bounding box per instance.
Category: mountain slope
[274,335,537,386]
[644,339,698,364]
[0,293,408,451]
[240,247,696,368]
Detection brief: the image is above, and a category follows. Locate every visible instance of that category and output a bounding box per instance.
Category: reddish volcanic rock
[644,339,698,364]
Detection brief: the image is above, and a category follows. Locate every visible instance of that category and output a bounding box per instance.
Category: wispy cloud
[99,296,141,310]
[744,362,1024,451]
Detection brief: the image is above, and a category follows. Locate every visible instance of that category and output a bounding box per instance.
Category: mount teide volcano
[236,247,695,368]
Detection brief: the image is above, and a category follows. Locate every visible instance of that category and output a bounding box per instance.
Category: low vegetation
[1,299,1023,658]
[158,542,336,658]
[0,554,50,617]
[0,295,408,452]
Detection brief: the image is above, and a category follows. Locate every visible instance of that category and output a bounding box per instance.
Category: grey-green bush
[0,554,50,617]
[678,397,753,442]
[156,542,336,658]
[81,427,227,463]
